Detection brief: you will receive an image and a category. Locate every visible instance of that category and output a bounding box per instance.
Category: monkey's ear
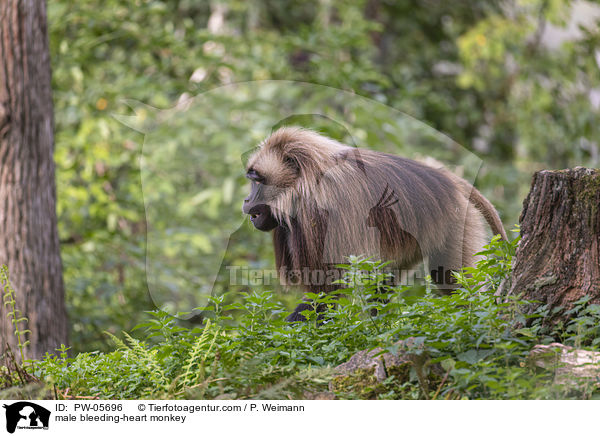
[283,144,318,175]
[283,155,301,174]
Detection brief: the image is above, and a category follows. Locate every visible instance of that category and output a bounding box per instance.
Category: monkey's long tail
[446,172,508,240]
[463,183,508,241]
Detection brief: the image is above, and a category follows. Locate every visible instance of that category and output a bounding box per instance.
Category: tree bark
[0,0,68,358]
[510,167,600,324]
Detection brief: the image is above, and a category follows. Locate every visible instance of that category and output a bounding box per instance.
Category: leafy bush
[16,233,598,399]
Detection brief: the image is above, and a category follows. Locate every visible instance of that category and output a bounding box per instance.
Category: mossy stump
[510,167,600,324]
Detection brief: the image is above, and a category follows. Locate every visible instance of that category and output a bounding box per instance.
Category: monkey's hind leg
[428,245,463,294]
[429,206,487,293]
[286,301,329,322]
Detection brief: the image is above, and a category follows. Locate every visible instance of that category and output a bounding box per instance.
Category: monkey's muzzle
[243,203,278,231]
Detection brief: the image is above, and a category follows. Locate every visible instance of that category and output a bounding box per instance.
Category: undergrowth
[2,230,600,399]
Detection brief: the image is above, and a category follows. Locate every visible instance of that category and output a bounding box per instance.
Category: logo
[2,402,50,433]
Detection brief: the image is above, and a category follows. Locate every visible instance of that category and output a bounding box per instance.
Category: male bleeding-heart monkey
[242,127,507,321]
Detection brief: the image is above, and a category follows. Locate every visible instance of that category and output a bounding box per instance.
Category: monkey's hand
[285,303,311,322]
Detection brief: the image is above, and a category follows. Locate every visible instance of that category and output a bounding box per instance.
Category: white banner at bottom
[0,399,595,435]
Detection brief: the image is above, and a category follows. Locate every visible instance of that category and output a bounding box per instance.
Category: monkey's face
[242,168,283,231]
[243,130,319,231]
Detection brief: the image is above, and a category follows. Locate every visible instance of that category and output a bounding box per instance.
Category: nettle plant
[7,230,600,399]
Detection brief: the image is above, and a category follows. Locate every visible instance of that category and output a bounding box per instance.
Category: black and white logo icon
[2,402,50,433]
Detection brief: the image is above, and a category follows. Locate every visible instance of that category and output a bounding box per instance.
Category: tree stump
[510,167,600,324]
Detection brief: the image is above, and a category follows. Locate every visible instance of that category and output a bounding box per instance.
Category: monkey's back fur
[245,127,507,292]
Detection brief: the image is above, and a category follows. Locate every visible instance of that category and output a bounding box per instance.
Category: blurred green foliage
[47,0,600,352]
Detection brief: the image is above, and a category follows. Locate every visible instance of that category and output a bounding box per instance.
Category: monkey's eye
[246,169,265,183]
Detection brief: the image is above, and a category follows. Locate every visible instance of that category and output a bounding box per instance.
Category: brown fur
[244,127,507,315]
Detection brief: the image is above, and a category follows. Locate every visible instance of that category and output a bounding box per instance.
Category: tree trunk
[510,167,600,324]
[0,0,68,358]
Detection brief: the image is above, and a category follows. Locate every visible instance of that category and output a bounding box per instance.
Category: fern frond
[179,320,220,392]
[0,265,30,363]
